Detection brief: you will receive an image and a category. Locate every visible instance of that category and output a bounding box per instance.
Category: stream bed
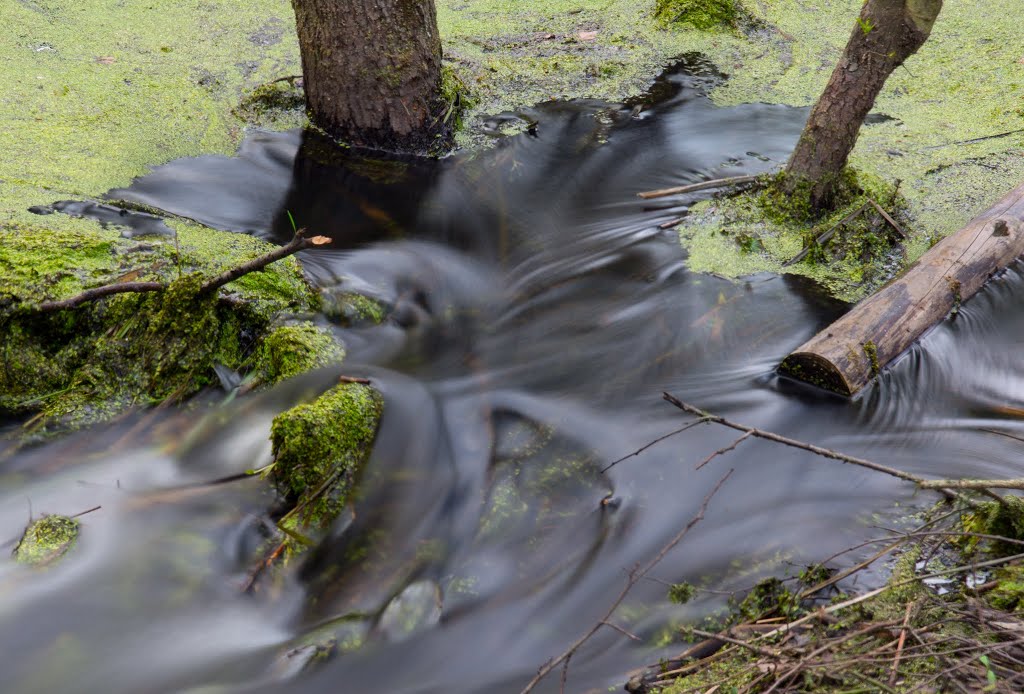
[3,62,1024,693]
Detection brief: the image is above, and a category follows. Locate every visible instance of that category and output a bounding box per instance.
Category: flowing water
[4,61,1024,693]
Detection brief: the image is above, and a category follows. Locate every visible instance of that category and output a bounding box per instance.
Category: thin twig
[687,628,781,658]
[637,175,760,200]
[868,198,907,238]
[36,281,165,312]
[30,230,330,314]
[783,202,870,266]
[889,601,915,686]
[695,431,753,470]
[199,230,329,294]
[519,469,733,694]
[661,393,973,503]
[601,621,643,642]
[921,127,1024,150]
[919,478,1024,491]
[601,418,710,473]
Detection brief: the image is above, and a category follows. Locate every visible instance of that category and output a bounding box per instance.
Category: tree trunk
[784,0,942,211]
[291,0,449,155]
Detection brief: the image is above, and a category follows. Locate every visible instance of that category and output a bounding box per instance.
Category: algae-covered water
[4,65,1024,693]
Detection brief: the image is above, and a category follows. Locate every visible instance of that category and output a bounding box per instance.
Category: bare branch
[662,392,995,506]
[637,175,759,200]
[36,281,165,313]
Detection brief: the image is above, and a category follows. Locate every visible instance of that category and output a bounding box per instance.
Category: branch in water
[662,392,1000,507]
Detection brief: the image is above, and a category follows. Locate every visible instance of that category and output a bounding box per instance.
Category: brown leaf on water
[309,236,331,246]
[577,30,598,41]
[96,56,116,64]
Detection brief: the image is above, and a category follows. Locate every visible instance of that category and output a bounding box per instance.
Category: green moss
[323,293,386,326]
[655,0,738,30]
[270,383,384,530]
[962,497,1024,558]
[0,216,320,434]
[439,63,476,132]
[682,171,908,302]
[863,340,880,377]
[13,514,80,566]
[988,565,1024,612]
[254,322,345,384]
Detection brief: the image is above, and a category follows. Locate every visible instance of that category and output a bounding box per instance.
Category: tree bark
[780,181,1024,396]
[784,0,942,211]
[291,0,450,154]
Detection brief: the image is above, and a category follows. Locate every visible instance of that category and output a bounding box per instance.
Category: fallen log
[780,181,1024,396]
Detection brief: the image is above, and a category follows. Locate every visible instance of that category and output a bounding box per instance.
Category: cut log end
[779,352,853,396]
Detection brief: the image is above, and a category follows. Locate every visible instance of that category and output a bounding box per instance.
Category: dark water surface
[4,65,1024,693]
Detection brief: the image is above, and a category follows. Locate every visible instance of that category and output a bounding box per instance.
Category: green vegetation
[322,292,387,326]
[0,218,323,435]
[269,382,384,531]
[13,515,80,566]
[655,0,739,31]
[254,322,345,385]
[235,78,306,130]
[642,500,1024,693]
[682,171,908,301]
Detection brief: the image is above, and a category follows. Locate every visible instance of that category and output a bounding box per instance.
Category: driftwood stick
[662,393,997,506]
[918,478,1024,491]
[519,469,733,694]
[636,175,759,200]
[869,197,907,238]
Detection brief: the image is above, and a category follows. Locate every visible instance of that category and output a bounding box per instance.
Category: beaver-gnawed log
[780,181,1024,396]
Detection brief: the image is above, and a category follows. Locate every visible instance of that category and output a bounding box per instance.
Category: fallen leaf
[577,30,598,41]
[309,236,332,245]
[96,56,116,64]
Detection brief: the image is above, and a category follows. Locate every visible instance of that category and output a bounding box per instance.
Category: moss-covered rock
[254,322,346,385]
[13,515,80,567]
[0,217,324,435]
[270,383,384,531]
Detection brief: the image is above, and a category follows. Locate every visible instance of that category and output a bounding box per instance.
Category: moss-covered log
[781,180,1024,395]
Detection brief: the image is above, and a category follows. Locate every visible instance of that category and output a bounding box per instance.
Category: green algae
[0,0,298,199]
[13,514,80,566]
[254,322,345,385]
[269,383,384,530]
